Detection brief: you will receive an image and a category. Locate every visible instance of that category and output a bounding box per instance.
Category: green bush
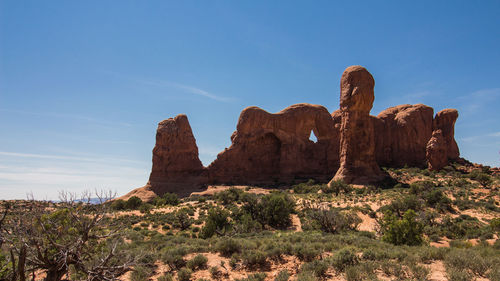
[300,260,329,277]
[110,199,126,210]
[177,268,192,281]
[157,273,173,281]
[241,250,267,268]
[235,273,267,281]
[186,254,208,271]
[126,196,143,209]
[305,208,361,233]
[209,266,223,279]
[199,207,231,238]
[163,192,180,205]
[215,238,242,257]
[322,179,352,195]
[161,248,186,269]
[256,193,295,228]
[130,266,151,281]
[274,270,290,281]
[381,209,423,246]
[292,180,321,194]
[332,248,359,272]
[216,187,244,204]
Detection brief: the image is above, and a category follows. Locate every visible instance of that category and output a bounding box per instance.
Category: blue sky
[1,1,499,199]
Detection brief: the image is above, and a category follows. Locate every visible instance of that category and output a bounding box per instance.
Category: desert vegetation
[1,163,499,280]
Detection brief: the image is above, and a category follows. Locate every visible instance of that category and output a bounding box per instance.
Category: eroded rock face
[426,130,448,171]
[433,109,460,161]
[125,115,207,200]
[331,66,385,184]
[374,104,434,167]
[125,65,462,199]
[208,103,340,185]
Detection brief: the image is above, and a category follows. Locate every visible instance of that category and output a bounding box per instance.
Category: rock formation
[208,103,340,185]
[433,109,460,161]
[122,65,461,200]
[121,115,207,200]
[331,66,385,184]
[374,104,434,167]
[426,130,448,171]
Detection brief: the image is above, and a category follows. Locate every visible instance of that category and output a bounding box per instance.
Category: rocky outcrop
[331,66,385,184]
[426,130,448,171]
[433,109,460,161]
[208,103,340,185]
[374,104,434,167]
[125,65,462,199]
[120,115,207,200]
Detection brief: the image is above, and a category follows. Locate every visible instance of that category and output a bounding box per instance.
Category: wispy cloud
[0,109,133,127]
[456,88,500,113]
[138,79,233,102]
[488,132,500,137]
[101,70,233,103]
[0,151,146,165]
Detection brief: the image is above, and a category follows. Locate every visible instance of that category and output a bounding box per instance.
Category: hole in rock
[309,130,318,143]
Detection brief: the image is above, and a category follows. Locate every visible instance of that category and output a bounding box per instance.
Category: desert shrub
[126,196,143,209]
[139,203,153,214]
[235,273,267,281]
[332,248,359,272]
[445,249,491,277]
[161,248,186,269]
[173,209,193,230]
[241,250,267,268]
[293,244,320,261]
[447,269,472,281]
[216,187,244,204]
[440,215,484,239]
[130,266,151,281]
[255,193,295,228]
[209,266,223,279]
[380,195,422,217]
[158,273,174,281]
[274,269,290,281]
[304,208,361,233]
[215,238,241,257]
[110,199,126,210]
[424,189,453,212]
[322,179,352,195]
[300,260,329,277]
[470,171,492,187]
[409,180,435,194]
[177,268,192,281]
[381,209,423,246]
[293,179,322,194]
[490,217,500,231]
[233,213,263,234]
[163,192,180,205]
[409,263,430,280]
[199,207,231,238]
[152,196,166,207]
[186,254,208,271]
[295,270,317,281]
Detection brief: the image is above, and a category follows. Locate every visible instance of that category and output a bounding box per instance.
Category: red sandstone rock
[374,104,434,167]
[433,109,460,161]
[124,65,463,199]
[426,130,448,171]
[331,66,385,184]
[208,103,340,185]
[121,114,206,200]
